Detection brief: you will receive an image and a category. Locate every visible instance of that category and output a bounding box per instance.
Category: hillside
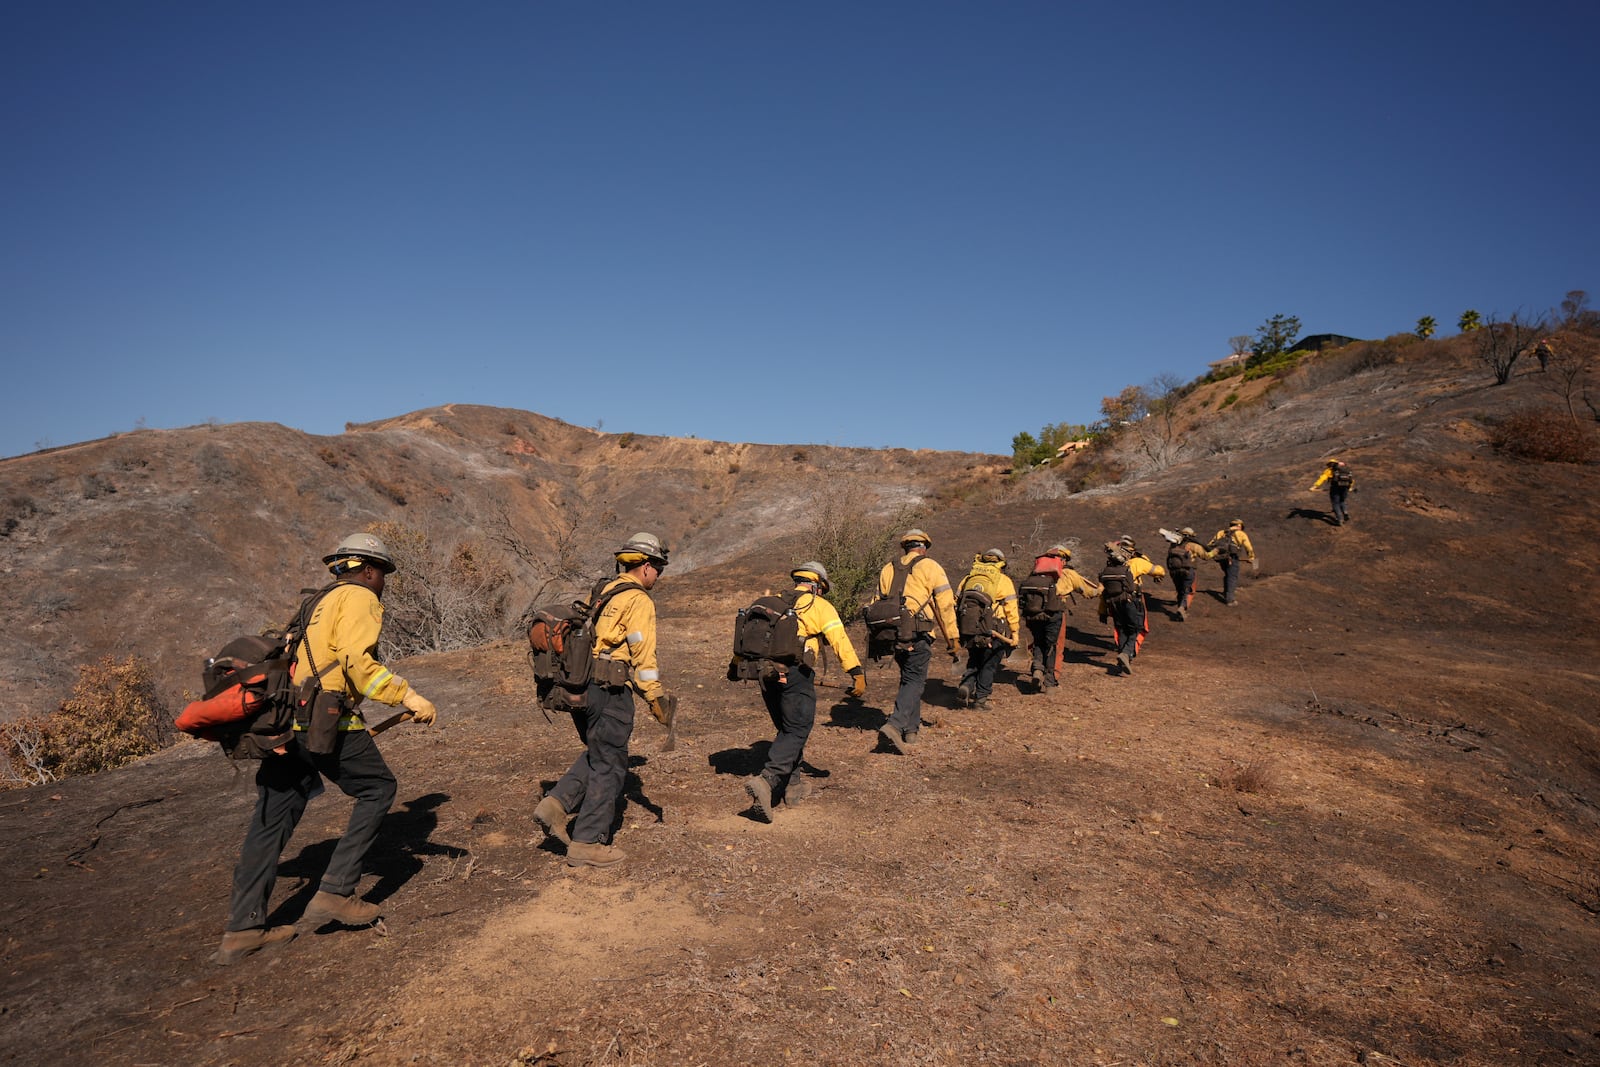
[2,342,1598,1065]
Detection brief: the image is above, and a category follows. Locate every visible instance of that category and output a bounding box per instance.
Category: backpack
[174,584,336,760]
[526,578,643,711]
[1018,570,1066,621]
[1098,561,1136,603]
[862,557,926,660]
[1166,542,1196,576]
[1330,466,1354,490]
[956,587,997,647]
[729,590,808,679]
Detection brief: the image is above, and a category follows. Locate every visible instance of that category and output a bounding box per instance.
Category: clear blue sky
[4,1,1595,459]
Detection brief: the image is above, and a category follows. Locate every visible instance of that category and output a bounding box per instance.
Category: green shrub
[617,432,637,450]
[801,499,923,613]
[1490,408,1598,463]
[1219,392,1238,409]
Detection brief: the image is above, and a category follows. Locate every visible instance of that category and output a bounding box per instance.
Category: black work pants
[960,640,1006,701]
[1172,568,1196,612]
[759,665,815,795]
[886,635,933,736]
[226,729,397,931]
[1109,595,1148,659]
[1329,485,1350,524]
[1219,558,1241,604]
[551,682,635,845]
[1025,613,1064,678]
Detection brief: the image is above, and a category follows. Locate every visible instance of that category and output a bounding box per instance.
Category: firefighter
[215,532,437,965]
[876,529,960,755]
[743,563,865,821]
[1206,519,1256,606]
[954,549,1020,710]
[1165,527,1209,620]
[1020,544,1101,690]
[1098,540,1165,675]
[533,533,676,868]
[1309,460,1356,525]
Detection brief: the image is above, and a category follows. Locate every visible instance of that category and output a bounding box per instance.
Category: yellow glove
[847,669,866,699]
[946,638,960,663]
[649,692,677,727]
[400,689,437,725]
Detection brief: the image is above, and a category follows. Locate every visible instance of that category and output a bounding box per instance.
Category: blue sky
[4,1,1596,460]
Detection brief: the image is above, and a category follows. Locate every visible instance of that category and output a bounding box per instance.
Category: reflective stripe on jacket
[593,576,663,702]
[293,582,410,725]
[792,585,862,673]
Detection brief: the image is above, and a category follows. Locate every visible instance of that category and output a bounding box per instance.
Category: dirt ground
[3,353,1599,1066]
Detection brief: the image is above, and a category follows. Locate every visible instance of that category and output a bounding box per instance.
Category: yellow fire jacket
[1209,528,1256,562]
[879,551,960,643]
[1056,567,1103,601]
[1310,467,1355,491]
[791,585,862,673]
[593,576,664,703]
[958,560,1021,645]
[294,582,411,728]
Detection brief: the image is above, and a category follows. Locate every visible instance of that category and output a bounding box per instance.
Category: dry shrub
[1489,408,1598,463]
[367,520,512,657]
[801,497,923,613]
[1215,760,1273,794]
[2,656,171,788]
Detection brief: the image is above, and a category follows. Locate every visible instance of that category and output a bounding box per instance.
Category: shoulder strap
[888,556,920,600]
[287,581,344,689]
[585,576,646,629]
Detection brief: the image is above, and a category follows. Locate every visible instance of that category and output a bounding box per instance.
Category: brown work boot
[212,925,297,966]
[566,840,626,868]
[745,777,774,822]
[533,794,571,846]
[1116,652,1132,675]
[303,890,382,927]
[1029,667,1045,691]
[782,776,814,806]
[878,724,908,755]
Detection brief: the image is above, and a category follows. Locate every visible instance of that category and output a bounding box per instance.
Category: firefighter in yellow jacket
[217,532,437,965]
[1309,459,1355,526]
[876,529,960,755]
[955,549,1020,710]
[1019,545,1102,690]
[535,533,675,868]
[1098,540,1165,675]
[1206,518,1256,606]
[742,562,865,821]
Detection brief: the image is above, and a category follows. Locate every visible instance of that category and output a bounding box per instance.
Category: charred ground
[2,345,1598,1065]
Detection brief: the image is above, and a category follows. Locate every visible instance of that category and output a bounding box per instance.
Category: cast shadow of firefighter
[1287,506,1340,527]
[271,792,466,924]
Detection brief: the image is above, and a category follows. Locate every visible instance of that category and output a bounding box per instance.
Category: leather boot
[212,925,297,966]
[782,776,814,806]
[878,724,908,755]
[566,840,626,868]
[533,795,571,846]
[745,777,773,822]
[304,890,382,926]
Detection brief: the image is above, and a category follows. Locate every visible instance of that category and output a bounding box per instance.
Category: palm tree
[1458,309,1482,332]
[1415,316,1436,340]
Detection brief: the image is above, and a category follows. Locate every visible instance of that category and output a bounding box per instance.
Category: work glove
[1250,559,1259,574]
[649,692,677,727]
[946,638,960,663]
[400,689,437,725]
[847,667,866,699]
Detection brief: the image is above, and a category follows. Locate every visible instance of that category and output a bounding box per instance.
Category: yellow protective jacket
[1310,467,1355,491]
[1056,567,1102,601]
[294,581,411,729]
[791,585,862,673]
[592,576,664,703]
[1127,555,1166,587]
[958,560,1020,645]
[879,551,960,643]
[1210,528,1256,562]
[1171,539,1212,566]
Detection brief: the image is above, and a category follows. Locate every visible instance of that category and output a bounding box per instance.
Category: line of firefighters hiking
[216,456,1360,962]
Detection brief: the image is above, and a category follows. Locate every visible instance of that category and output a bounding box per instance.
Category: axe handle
[368,711,414,736]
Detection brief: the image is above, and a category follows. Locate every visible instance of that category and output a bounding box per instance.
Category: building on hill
[1209,353,1248,374]
[1290,333,1362,353]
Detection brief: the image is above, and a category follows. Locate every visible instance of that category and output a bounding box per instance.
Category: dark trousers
[1329,485,1350,524]
[1109,595,1148,658]
[1172,568,1196,612]
[759,666,815,795]
[1219,558,1241,604]
[887,635,933,735]
[226,729,397,931]
[960,640,1006,701]
[1025,613,1064,677]
[551,682,635,845]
